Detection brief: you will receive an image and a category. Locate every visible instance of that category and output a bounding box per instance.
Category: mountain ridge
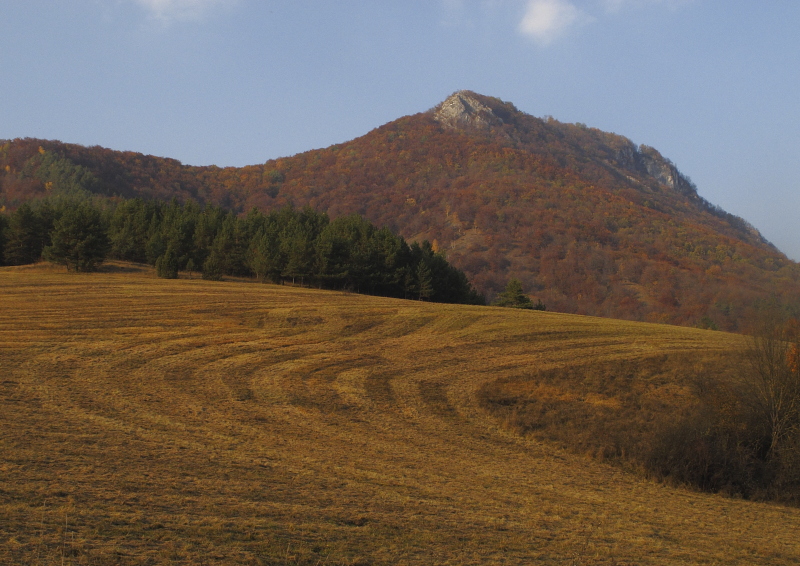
[1,91,797,329]
[432,90,769,247]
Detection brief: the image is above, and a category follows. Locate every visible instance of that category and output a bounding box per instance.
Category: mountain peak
[3,94,793,330]
[433,91,507,131]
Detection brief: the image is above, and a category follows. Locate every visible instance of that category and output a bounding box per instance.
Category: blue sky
[2,1,799,260]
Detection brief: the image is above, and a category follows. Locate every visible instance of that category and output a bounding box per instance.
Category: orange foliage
[2,102,800,331]
[788,344,799,375]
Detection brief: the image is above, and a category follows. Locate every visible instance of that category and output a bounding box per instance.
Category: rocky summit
[1,91,797,329]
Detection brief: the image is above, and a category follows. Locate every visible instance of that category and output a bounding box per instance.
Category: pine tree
[247,226,281,283]
[416,261,433,301]
[4,203,48,265]
[204,214,248,277]
[108,198,152,263]
[0,213,8,266]
[403,267,416,300]
[493,279,536,309]
[202,250,224,280]
[43,203,109,272]
[156,246,179,279]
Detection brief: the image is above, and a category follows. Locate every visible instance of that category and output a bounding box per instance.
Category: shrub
[648,316,800,502]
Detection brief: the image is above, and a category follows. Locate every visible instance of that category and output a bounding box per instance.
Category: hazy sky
[2,1,798,260]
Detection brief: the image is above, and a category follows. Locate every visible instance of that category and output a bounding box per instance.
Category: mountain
[2,91,798,329]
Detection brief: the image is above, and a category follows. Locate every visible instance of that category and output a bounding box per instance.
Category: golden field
[2,263,800,565]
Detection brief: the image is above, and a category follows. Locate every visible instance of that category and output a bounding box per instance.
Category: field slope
[2,264,800,565]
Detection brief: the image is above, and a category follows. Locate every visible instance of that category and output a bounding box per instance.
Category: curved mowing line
[0,268,791,566]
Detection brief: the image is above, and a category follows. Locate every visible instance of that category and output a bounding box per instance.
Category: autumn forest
[1,91,798,329]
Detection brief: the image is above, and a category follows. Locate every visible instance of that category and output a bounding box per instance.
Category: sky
[2,1,799,260]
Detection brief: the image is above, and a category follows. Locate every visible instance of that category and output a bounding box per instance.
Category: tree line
[0,196,485,305]
[5,137,799,329]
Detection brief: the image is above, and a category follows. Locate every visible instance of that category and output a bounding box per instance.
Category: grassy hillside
[2,264,800,565]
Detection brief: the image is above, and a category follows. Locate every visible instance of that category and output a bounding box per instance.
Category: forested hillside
[2,91,798,329]
[0,196,483,305]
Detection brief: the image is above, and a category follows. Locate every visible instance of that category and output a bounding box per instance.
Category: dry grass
[2,262,800,565]
[477,353,737,463]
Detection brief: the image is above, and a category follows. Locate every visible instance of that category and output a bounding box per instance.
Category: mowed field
[2,264,800,565]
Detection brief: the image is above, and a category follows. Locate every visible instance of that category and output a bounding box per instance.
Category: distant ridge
[1,91,797,329]
[433,91,768,246]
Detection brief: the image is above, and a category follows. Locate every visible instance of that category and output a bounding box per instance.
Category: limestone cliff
[433,91,506,131]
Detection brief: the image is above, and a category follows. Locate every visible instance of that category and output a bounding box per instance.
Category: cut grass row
[2,262,799,564]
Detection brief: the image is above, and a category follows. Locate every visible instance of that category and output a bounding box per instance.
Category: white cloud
[518,0,590,44]
[133,0,234,22]
[452,0,692,44]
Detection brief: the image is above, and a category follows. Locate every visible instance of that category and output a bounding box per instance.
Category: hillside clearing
[2,263,799,565]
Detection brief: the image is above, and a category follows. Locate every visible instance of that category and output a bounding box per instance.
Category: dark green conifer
[156,246,179,279]
[493,279,537,309]
[43,203,108,272]
[0,213,8,266]
[4,203,48,265]
[202,251,224,280]
[416,261,433,301]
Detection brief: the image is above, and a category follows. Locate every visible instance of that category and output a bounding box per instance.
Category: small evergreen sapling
[493,279,544,310]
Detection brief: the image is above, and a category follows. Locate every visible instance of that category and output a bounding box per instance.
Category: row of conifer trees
[0,196,485,305]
